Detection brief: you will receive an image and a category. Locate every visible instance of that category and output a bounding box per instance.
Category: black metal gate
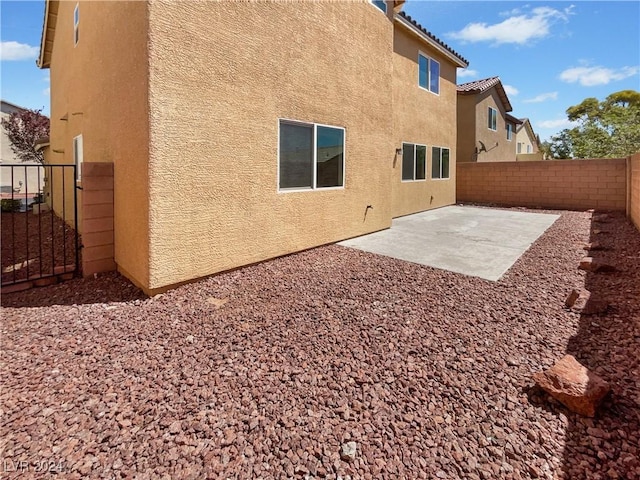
[1,164,79,287]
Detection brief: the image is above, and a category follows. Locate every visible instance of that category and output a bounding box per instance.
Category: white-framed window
[401,143,427,181]
[517,142,522,154]
[370,0,387,13]
[507,124,513,141]
[431,146,450,179]
[278,120,345,191]
[418,53,440,94]
[74,3,79,46]
[527,145,532,153]
[488,107,497,131]
[73,134,83,181]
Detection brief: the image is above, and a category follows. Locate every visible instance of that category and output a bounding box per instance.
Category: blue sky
[1,1,639,141]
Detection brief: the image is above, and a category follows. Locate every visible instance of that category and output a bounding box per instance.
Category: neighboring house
[37,0,468,294]
[0,100,45,200]
[516,118,543,161]
[456,77,521,163]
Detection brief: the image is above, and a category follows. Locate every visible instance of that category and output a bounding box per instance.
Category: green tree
[0,108,50,164]
[549,90,640,159]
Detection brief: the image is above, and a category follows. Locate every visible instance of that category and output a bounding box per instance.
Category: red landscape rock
[533,355,611,417]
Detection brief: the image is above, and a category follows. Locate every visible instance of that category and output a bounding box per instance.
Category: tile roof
[456,77,502,93]
[396,11,469,67]
[457,76,513,112]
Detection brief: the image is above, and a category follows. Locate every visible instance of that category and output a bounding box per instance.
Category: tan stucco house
[456,77,521,163]
[515,118,543,161]
[37,0,468,294]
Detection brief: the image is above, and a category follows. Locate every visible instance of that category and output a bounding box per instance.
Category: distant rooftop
[457,77,513,112]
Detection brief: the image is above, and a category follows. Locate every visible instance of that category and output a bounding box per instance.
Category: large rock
[533,355,610,417]
[564,288,608,315]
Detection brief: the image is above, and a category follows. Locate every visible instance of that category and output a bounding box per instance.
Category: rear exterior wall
[46,0,150,286]
[391,26,458,218]
[146,1,395,291]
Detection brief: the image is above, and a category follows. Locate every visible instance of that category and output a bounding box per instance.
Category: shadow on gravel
[561,211,640,478]
[1,271,146,308]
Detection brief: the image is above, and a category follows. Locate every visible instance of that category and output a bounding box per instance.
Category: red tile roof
[457,76,513,112]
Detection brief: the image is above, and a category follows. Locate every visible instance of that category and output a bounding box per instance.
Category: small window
[279,120,344,191]
[507,124,513,141]
[73,134,83,181]
[517,142,522,154]
[527,145,532,153]
[488,107,497,131]
[74,3,79,46]
[370,0,387,13]
[401,143,427,181]
[418,53,440,94]
[431,146,450,179]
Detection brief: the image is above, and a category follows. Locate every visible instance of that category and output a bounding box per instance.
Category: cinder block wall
[630,153,640,230]
[81,162,116,276]
[457,158,627,211]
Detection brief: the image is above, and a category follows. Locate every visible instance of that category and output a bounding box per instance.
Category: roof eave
[394,14,469,68]
[37,0,57,69]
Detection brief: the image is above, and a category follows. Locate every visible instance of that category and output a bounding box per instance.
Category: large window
[74,3,79,46]
[431,146,450,179]
[279,120,344,190]
[370,0,387,13]
[418,53,440,94]
[73,134,83,181]
[488,107,497,131]
[401,143,426,181]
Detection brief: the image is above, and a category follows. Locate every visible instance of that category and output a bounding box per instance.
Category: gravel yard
[1,208,639,479]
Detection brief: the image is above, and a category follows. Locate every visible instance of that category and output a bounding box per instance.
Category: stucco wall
[391,25,458,218]
[457,158,627,211]
[146,1,394,291]
[457,90,517,163]
[47,0,150,287]
[630,153,640,231]
[456,94,476,164]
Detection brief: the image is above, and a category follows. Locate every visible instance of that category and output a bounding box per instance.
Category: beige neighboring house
[456,77,521,163]
[515,118,543,161]
[0,100,45,201]
[37,0,468,294]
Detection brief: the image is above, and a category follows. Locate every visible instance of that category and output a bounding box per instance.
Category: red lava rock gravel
[1,208,639,479]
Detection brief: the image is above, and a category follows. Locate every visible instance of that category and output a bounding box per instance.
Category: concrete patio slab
[339,205,560,281]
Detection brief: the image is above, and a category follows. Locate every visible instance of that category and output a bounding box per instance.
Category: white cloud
[458,68,478,78]
[559,65,639,86]
[503,85,519,96]
[537,118,577,129]
[1,41,39,61]
[448,5,574,45]
[523,92,558,103]
[43,73,50,95]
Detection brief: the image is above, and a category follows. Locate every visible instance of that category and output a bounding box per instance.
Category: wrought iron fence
[1,163,79,286]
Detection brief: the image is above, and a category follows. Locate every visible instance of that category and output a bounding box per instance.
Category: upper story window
[74,3,79,46]
[370,1,387,13]
[418,53,440,95]
[507,123,513,141]
[401,143,426,181]
[488,107,497,131]
[279,120,345,191]
[517,142,522,154]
